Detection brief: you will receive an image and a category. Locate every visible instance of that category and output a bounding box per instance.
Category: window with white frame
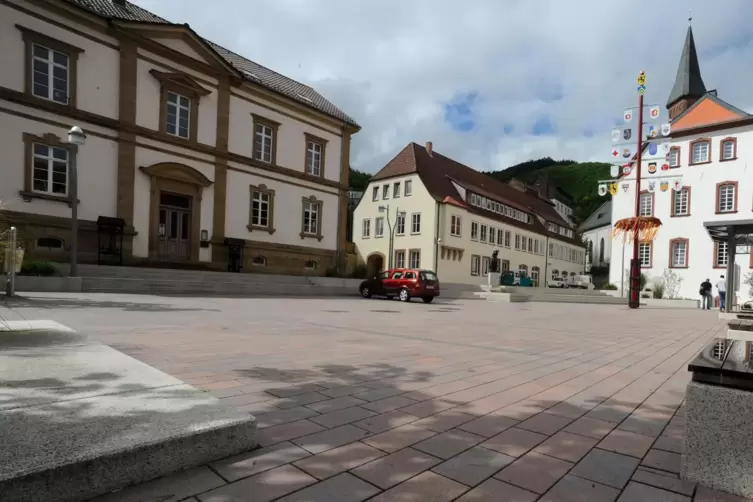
[715,241,729,268]
[691,140,709,164]
[489,227,497,245]
[721,139,735,161]
[450,215,461,237]
[504,231,511,247]
[470,221,478,240]
[717,183,736,213]
[482,256,490,275]
[411,213,421,234]
[395,250,406,268]
[480,224,488,243]
[166,91,191,139]
[515,234,521,250]
[404,180,412,196]
[671,239,688,267]
[470,254,480,276]
[497,230,504,246]
[375,217,385,238]
[672,188,689,216]
[32,43,70,105]
[362,218,371,238]
[409,249,420,268]
[392,182,401,198]
[306,140,323,176]
[638,242,652,267]
[639,192,653,217]
[250,189,272,229]
[32,143,68,196]
[301,200,319,235]
[372,186,379,201]
[254,123,274,162]
[669,148,680,167]
[395,213,406,235]
[382,185,389,199]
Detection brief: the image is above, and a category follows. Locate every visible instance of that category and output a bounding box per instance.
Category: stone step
[498,287,609,297]
[476,292,626,305]
[58,264,313,285]
[0,325,257,502]
[728,320,753,332]
[81,278,358,297]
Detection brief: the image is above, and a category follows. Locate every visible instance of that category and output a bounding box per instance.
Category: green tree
[349,167,372,192]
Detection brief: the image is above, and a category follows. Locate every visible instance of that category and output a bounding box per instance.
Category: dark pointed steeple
[666,24,707,118]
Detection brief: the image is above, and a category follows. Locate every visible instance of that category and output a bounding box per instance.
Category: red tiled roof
[371,143,581,246]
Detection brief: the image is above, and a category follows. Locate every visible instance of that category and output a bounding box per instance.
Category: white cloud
[135,0,753,173]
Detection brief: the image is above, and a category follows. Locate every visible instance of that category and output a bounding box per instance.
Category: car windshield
[420,271,438,281]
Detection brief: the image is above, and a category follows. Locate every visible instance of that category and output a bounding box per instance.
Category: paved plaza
[0,293,746,501]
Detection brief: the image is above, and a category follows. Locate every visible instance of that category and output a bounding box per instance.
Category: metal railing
[1,226,17,296]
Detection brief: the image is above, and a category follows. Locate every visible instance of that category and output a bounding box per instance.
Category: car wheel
[422,296,434,304]
[360,286,372,298]
[399,288,411,302]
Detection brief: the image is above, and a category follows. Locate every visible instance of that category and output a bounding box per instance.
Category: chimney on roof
[425,142,433,157]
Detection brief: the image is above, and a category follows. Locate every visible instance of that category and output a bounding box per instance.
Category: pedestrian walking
[699,278,712,310]
[716,275,727,311]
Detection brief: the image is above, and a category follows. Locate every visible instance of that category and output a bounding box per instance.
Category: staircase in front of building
[59,264,357,297]
[481,286,628,305]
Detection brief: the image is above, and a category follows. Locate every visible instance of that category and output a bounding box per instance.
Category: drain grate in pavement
[323,310,349,313]
[370,309,400,313]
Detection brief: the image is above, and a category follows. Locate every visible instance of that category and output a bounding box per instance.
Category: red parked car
[359,268,440,303]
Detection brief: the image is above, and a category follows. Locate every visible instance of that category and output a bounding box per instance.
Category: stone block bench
[727,319,753,341]
[683,338,753,498]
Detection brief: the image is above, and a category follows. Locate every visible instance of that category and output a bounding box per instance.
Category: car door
[371,271,390,295]
[384,270,404,296]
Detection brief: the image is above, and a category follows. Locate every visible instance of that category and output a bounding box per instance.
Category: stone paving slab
[4,293,748,501]
[0,322,256,502]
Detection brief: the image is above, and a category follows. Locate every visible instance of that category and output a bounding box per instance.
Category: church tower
[666,24,707,121]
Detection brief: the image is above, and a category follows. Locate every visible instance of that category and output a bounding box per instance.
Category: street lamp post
[67,126,86,277]
[378,205,405,269]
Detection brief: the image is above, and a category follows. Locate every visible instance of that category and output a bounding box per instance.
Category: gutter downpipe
[543,234,549,289]
[434,202,441,274]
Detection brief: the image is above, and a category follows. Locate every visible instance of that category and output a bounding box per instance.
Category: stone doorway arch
[140,162,213,262]
[366,252,385,276]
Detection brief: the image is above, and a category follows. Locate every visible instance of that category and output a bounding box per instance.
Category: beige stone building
[353,142,586,286]
[0,0,359,274]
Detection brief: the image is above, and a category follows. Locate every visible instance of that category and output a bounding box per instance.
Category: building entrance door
[158,192,191,259]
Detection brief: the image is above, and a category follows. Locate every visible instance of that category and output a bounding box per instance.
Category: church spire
[666,25,707,119]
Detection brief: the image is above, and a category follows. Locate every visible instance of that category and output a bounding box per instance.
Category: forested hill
[349,157,610,225]
[483,158,611,224]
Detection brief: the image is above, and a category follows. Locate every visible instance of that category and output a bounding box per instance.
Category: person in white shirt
[716,275,727,311]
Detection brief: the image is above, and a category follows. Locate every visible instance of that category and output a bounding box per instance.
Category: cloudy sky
[135,0,753,173]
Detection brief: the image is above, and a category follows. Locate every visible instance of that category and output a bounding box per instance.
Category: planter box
[12,275,83,293]
[2,248,24,274]
[683,338,753,498]
[640,298,700,309]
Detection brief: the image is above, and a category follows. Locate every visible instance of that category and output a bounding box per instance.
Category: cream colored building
[0,0,359,274]
[353,142,586,286]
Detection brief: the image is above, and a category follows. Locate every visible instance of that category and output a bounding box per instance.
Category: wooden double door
[158,192,191,260]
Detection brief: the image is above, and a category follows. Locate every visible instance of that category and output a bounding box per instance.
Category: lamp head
[67,126,86,146]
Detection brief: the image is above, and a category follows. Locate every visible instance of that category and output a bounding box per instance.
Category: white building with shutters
[608,25,753,303]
